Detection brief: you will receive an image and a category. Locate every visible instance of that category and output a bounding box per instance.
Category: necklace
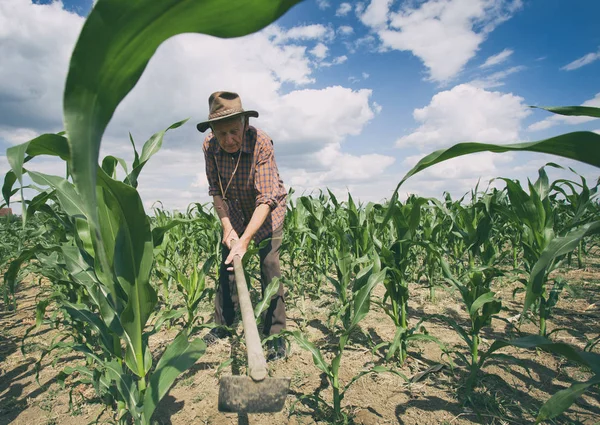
[215,149,242,206]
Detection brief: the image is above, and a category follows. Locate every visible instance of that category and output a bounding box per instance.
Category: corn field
[1,1,600,424]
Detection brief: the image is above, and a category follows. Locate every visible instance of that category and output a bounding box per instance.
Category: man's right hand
[223,228,240,249]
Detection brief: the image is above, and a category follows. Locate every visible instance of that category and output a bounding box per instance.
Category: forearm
[240,204,271,244]
[213,196,234,233]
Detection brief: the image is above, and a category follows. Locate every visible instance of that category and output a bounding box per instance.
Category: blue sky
[1,0,599,213]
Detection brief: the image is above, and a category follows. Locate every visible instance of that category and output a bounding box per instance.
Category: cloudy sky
[1,0,599,213]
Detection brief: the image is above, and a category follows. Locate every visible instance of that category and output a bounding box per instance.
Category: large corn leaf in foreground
[63,0,301,227]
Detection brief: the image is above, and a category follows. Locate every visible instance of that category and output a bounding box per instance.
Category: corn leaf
[254,277,281,320]
[387,132,600,216]
[125,119,188,188]
[524,220,600,315]
[143,331,206,421]
[532,105,600,119]
[536,376,600,423]
[288,330,331,378]
[96,169,157,377]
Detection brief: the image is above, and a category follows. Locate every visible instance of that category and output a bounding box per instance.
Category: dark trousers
[214,226,286,336]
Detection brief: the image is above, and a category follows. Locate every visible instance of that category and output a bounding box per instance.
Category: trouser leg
[259,226,287,336]
[214,243,237,327]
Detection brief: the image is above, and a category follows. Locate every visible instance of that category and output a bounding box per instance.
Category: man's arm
[213,195,239,248]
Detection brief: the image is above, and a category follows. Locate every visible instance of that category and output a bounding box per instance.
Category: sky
[1,0,599,214]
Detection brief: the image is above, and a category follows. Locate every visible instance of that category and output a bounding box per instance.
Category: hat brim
[196,110,259,133]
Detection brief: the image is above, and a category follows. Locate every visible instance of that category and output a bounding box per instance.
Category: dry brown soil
[1,254,599,425]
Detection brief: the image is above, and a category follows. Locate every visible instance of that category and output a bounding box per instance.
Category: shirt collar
[213,126,254,155]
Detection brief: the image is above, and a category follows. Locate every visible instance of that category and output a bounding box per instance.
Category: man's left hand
[225,237,250,271]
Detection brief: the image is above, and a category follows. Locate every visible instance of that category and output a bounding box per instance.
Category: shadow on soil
[0,358,59,425]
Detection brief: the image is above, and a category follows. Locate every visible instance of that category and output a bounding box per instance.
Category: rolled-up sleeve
[202,136,221,197]
[254,140,279,210]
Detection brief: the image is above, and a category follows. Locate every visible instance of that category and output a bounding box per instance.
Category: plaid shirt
[203,126,287,243]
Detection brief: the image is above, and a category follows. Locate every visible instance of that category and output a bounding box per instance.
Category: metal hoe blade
[218,376,291,413]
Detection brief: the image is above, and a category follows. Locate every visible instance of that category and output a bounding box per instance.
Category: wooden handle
[231,241,268,381]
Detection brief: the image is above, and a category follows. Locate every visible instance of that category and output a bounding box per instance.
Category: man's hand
[223,228,240,249]
[224,236,250,271]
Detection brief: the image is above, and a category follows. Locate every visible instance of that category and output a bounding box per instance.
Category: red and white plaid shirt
[203,126,287,243]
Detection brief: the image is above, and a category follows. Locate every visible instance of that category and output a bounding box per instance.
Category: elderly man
[197,91,288,361]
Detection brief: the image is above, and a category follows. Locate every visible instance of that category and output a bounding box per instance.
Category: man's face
[212,117,245,153]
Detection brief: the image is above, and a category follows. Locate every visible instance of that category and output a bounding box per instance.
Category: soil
[1,252,599,425]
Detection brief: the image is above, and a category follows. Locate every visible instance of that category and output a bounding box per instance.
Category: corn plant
[276,262,400,423]
[552,169,599,268]
[3,121,214,424]
[375,195,441,363]
[439,260,502,393]
[390,104,600,419]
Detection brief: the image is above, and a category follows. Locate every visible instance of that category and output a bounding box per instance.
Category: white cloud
[270,24,335,44]
[396,83,530,149]
[333,55,348,65]
[0,127,40,145]
[480,48,513,68]
[338,25,354,36]
[285,145,395,195]
[359,0,393,29]
[0,0,83,131]
[316,0,330,10]
[469,65,526,89]
[561,47,600,71]
[0,1,379,213]
[336,3,353,16]
[358,0,523,82]
[310,42,329,59]
[528,93,600,131]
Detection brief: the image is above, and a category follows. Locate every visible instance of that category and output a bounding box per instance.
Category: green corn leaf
[288,330,332,378]
[349,269,386,332]
[3,245,56,305]
[62,302,116,355]
[61,245,122,334]
[101,155,129,179]
[536,376,600,423]
[386,326,406,361]
[390,132,600,203]
[96,169,157,377]
[63,0,301,229]
[143,331,206,421]
[27,172,86,218]
[254,277,281,320]
[532,105,600,118]
[469,292,498,317]
[151,218,197,247]
[524,220,600,315]
[2,171,17,207]
[125,120,188,188]
[6,143,31,224]
[343,365,408,393]
[105,360,140,419]
[479,335,596,368]
[129,133,140,169]
[25,190,55,219]
[25,134,70,160]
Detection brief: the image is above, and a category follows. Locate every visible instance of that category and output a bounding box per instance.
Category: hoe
[218,242,290,413]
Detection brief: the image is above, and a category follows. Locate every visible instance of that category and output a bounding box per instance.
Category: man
[197,91,288,361]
